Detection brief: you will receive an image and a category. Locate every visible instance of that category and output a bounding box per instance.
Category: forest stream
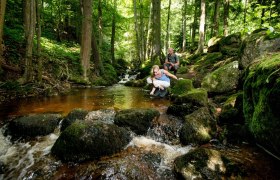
[0,84,279,179]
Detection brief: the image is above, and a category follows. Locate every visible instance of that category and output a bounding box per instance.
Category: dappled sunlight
[41,37,80,55]
[198,125,211,139]
[207,151,226,173]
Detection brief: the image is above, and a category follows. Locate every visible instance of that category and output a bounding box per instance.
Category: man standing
[163,48,179,75]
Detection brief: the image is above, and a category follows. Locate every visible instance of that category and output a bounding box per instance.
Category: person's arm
[163,69,178,80]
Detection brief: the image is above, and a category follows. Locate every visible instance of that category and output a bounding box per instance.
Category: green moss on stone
[171,79,193,96]
[243,53,280,153]
[179,88,208,106]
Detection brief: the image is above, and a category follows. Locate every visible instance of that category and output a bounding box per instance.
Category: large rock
[201,61,240,94]
[51,121,131,162]
[167,88,208,117]
[180,107,216,145]
[240,28,280,69]
[174,147,246,179]
[60,108,89,131]
[6,113,61,139]
[114,108,160,135]
[220,32,242,56]
[171,79,193,96]
[243,52,280,155]
[207,36,223,53]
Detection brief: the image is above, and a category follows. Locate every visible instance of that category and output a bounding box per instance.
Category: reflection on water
[0,84,170,121]
[0,85,185,179]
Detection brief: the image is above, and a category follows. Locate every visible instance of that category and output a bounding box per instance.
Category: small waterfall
[118,70,140,84]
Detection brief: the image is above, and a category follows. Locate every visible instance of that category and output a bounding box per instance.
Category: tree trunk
[212,0,219,37]
[260,7,265,26]
[182,0,187,51]
[23,0,36,83]
[151,0,161,63]
[196,0,205,54]
[36,0,42,82]
[0,0,7,64]
[139,0,145,63]
[145,2,153,60]
[165,0,171,53]
[98,0,103,48]
[191,0,198,47]
[133,0,141,63]
[92,30,104,76]
[243,0,247,25]
[223,0,229,36]
[111,0,116,65]
[80,0,92,80]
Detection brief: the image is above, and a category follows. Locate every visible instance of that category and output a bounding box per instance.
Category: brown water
[0,84,279,179]
[0,84,170,122]
[0,84,188,179]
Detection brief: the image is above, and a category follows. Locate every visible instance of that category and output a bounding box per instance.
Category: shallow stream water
[0,84,279,179]
[0,84,193,179]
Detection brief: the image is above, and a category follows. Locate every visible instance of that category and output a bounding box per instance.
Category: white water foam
[127,136,192,167]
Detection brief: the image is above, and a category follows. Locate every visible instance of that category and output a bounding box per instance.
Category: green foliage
[92,63,119,86]
[114,58,129,76]
[0,80,21,91]
[40,37,82,79]
[3,27,24,64]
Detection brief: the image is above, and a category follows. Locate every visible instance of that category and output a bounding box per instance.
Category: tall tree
[98,0,103,48]
[133,0,141,63]
[196,0,205,54]
[92,30,104,76]
[182,0,187,51]
[151,0,161,63]
[80,0,92,80]
[212,0,220,37]
[111,0,116,65]
[139,0,145,63]
[0,0,7,65]
[223,0,229,36]
[23,0,36,83]
[36,0,42,82]
[243,0,247,25]
[164,0,171,53]
[145,2,153,60]
[191,0,199,47]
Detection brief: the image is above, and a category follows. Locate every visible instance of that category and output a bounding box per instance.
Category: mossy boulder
[173,88,208,106]
[220,32,242,56]
[114,108,160,135]
[180,107,216,145]
[201,61,240,94]
[60,108,89,131]
[191,52,225,87]
[218,92,244,125]
[243,53,280,155]
[240,28,280,69]
[6,113,61,139]
[167,102,203,117]
[85,109,116,124]
[168,88,208,117]
[171,79,193,96]
[207,36,223,53]
[51,121,131,162]
[174,147,246,179]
